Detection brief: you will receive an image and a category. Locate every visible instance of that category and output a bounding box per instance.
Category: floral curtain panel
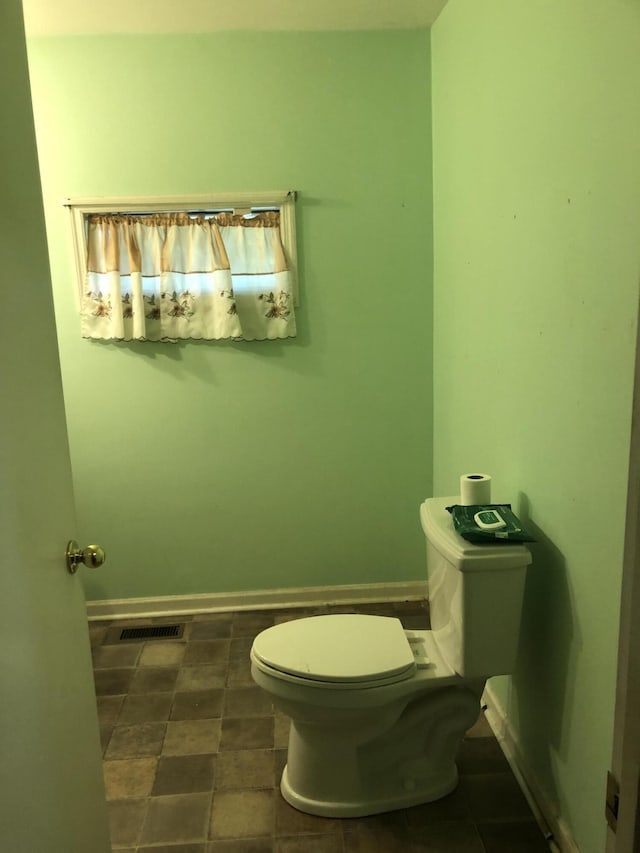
[81,211,296,342]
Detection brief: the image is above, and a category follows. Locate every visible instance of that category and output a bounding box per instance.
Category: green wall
[26,31,434,601]
[431,2,640,851]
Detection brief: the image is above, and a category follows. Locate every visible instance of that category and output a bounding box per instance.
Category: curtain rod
[61,191,297,209]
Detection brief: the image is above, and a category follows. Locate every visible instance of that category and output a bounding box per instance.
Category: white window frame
[63,190,299,306]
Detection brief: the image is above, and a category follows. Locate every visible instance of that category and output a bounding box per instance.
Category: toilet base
[280,762,459,818]
[272,682,485,819]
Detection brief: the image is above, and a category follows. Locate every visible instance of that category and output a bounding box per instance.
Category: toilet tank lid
[251,614,416,683]
[421,497,533,571]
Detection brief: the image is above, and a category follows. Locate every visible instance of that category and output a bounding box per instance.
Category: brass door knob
[66,541,106,574]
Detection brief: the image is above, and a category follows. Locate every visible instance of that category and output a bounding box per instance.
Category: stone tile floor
[91,600,551,852]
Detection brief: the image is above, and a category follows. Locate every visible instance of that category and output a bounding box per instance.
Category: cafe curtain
[81,210,296,342]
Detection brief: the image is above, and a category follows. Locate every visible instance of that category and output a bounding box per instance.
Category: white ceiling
[22,0,448,37]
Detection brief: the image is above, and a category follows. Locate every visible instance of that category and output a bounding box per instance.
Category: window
[65,192,298,342]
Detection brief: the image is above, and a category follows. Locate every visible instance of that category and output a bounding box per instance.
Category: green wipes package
[445,504,536,544]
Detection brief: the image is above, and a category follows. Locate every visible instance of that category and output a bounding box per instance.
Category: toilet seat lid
[251,614,415,684]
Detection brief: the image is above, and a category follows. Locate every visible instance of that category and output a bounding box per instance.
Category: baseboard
[483,683,580,853]
[86,580,428,621]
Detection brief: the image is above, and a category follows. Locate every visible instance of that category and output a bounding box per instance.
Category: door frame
[608,292,640,853]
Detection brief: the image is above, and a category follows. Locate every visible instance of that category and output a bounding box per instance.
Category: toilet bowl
[251,613,485,816]
[250,497,532,818]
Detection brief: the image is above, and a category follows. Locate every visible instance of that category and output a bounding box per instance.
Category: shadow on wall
[509,492,580,802]
[78,330,312,387]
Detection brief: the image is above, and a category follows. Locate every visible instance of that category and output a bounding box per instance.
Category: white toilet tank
[420,497,532,678]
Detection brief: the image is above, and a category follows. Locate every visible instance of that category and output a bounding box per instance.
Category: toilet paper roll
[460,473,492,505]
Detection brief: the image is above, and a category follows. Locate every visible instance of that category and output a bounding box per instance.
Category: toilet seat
[251,614,416,686]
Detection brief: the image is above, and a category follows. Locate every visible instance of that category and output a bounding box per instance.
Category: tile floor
[91,601,551,852]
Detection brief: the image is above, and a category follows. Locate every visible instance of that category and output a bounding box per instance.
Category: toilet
[250,496,532,818]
